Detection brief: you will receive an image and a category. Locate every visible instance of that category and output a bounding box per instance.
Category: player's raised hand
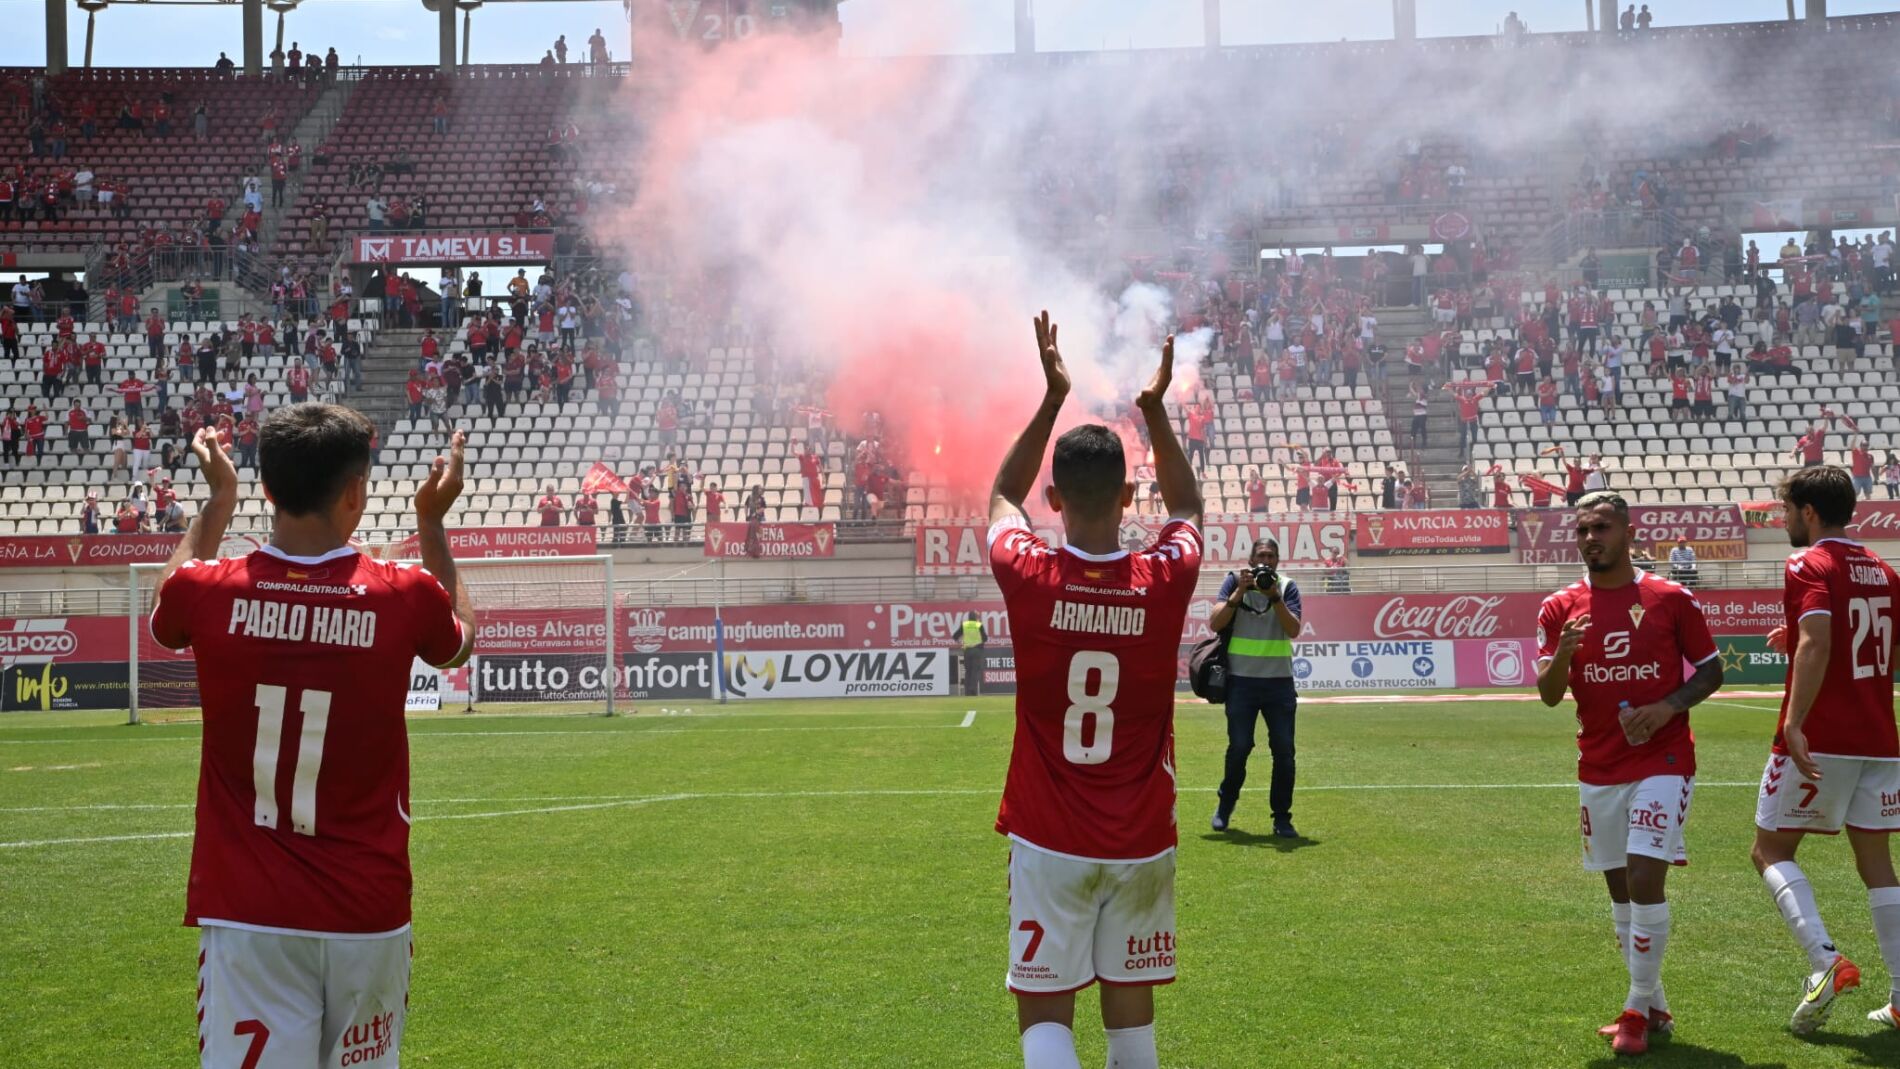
[415,429,466,525]
[190,427,237,503]
[1137,334,1175,414]
[1556,614,1590,658]
[1784,724,1823,780]
[1033,310,1070,402]
[1765,625,1789,655]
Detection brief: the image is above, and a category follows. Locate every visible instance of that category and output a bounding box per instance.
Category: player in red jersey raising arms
[988,313,1202,1069]
[150,405,475,1069]
[1751,465,1900,1033]
[1536,491,1723,1057]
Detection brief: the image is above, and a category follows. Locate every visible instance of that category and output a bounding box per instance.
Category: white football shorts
[1755,753,1900,835]
[1006,843,1176,995]
[198,924,410,1069]
[1579,775,1693,872]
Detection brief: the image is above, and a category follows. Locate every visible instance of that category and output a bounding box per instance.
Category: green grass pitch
[4,693,1900,1067]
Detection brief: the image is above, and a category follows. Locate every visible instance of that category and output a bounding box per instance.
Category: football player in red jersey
[988,313,1202,1069]
[1537,492,1723,1056]
[1751,466,1900,1033]
[150,406,475,1069]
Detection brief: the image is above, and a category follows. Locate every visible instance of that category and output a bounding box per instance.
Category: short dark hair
[259,403,373,517]
[1779,465,1856,527]
[1576,490,1629,519]
[1050,424,1125,516]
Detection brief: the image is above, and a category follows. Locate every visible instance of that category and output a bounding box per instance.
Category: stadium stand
[10,13,1900,539]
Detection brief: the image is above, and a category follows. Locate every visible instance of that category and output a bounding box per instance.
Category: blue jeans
[1217,674,1298,823]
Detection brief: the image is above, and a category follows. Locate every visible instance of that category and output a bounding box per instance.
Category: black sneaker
[1273,819,1298,839]
[1210,810,1230,832]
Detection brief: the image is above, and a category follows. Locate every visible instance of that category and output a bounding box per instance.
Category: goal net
[128,554,618,724]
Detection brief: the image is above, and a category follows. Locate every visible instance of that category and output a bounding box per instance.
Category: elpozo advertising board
[720,648,949,700]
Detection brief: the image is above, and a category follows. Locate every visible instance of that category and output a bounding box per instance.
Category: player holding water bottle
[1536,491,1724,1056]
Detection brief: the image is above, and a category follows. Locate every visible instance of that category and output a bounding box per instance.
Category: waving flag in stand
[580,461,627,496]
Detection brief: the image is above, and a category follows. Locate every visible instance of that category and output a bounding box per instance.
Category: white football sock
[1022,1022,1082,1069]
[1763,861,1838,972]
[1626,902,1670,1013]
[1104,1024,1157,1069]
[1869,885,1900,1007]
[1612,901,1632,966]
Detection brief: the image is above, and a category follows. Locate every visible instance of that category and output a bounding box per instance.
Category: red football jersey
[150,546,464,935]
[1537,571,1718,785]
[989,515,1202,861]
[1778,538,1899,759]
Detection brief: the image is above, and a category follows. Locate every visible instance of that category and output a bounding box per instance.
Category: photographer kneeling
[1209,537,1304,837]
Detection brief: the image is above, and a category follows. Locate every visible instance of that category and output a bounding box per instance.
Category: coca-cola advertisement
[914,514,1351,575]
[1354,509,1511,556]
[1515,505,1747,564]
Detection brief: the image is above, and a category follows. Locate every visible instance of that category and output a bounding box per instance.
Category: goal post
[129,554,618,725]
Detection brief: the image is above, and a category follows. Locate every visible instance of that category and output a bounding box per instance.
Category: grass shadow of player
[1791,1027,1900,1066]
[1585,1041,1795,1069]
[1199,829,1319,853]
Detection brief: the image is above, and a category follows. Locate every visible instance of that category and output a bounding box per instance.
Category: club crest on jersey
[1627,604,1646,630]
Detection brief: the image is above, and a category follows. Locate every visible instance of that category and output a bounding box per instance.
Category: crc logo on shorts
[1411,656,1435,678]
[1292,658,1313,680]
[1631,800,1671,831]
[0,629,77,657]
[1351,657,1374,679]
[1602,631,1632,659]
[1485,641,1523,685]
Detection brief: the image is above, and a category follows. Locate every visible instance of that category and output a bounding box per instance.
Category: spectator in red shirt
[670,479,693,538]
[1184,397,1214,471]
[1245,466,1269,514]
[65,400,90,453]
[236,415,260,469]
[574,494,599,529]
[0,306,16,360]
[537,484,566,526]
[405,370,425,423]
[1851,435,1876,496]
[23,406,45,456]
[641,486,663,540]
[144,308,166,361]
[704,480,725,525]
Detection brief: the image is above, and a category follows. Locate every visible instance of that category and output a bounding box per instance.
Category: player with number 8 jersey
[987,313,1203,1069]
[989,514,1201,860]
[148,406,474,1069]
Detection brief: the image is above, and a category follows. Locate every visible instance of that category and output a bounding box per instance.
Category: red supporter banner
[1515,505,1747,564]
[0,535,180,569]
[1355,509,1510,556]
[379,526,598,560]
[914,514,1351,575]
[350,231,555,265]
[1849,501,1900,540]
[703,523,837,559]
[1740,500,1783,529]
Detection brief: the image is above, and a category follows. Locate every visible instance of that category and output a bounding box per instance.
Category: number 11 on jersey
[253,684,334,836]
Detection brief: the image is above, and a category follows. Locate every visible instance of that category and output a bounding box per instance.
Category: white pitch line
[0,722,970,746]
[0,782,1773,847]
[960,710,977,728]
[0,830,193,848]
[1703,700,1779,712]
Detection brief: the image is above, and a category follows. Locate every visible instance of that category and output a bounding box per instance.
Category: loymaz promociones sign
[719,649,949,700]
